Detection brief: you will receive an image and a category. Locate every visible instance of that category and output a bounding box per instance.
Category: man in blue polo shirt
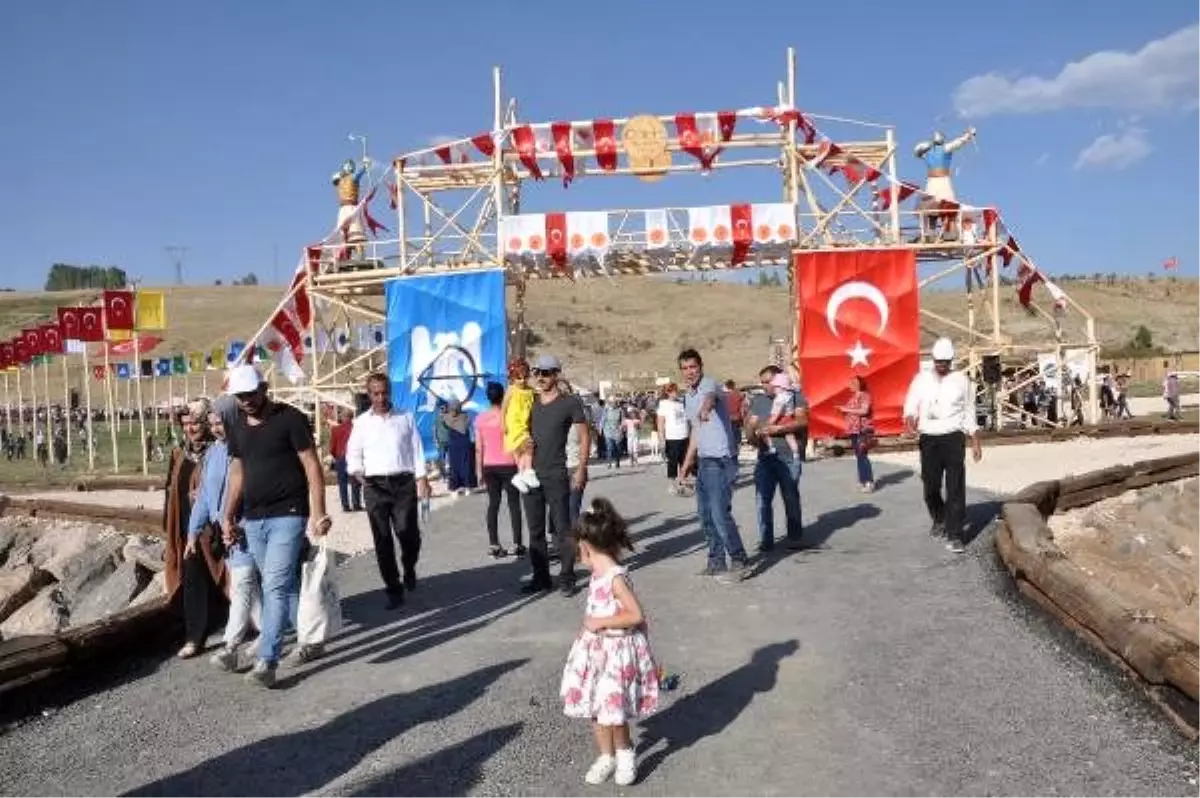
[676,348,750,583]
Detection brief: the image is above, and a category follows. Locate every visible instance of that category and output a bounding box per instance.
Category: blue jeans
[243,515,307,665]
[695,456,746,570]
[848,433,875,485]
[334,458,362,511]
[754,454,803,548]
[605,437,622,465]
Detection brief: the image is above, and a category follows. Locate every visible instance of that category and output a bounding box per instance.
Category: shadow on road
[749,503,882,579]
[345,722,524,796]
[636,640,800,780]
[871,467,915,490]
[963,500,1002,546]
[123,660,527,797]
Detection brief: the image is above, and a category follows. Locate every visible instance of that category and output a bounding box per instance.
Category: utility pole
[165,245,190,286]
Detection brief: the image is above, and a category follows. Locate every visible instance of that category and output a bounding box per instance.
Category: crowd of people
[9,334,1184,785]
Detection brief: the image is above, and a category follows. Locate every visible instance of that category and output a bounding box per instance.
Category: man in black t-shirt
[221,364,330,688]
[522,354,589,596]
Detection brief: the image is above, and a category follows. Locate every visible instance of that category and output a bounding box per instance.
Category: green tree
[1130,325,1154,351]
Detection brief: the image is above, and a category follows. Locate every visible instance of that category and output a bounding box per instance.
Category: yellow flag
[107,328,132,341]
[136,290,167,330]
[188,351,206,373]
[210,345,225,370]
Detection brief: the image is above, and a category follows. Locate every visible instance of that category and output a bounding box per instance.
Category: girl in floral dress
[560,498,660,786]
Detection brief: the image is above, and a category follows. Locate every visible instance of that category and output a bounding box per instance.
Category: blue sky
[1,0,1195,290]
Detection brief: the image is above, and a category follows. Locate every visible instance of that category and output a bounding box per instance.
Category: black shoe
[558,575,577,597]
[352,506,364,512]
[513,545,528,557]
[489,545,508,558]
[929,521,946,538]
[520,579,553,595]
[340,506,352,513]
[403,570,417,591]
[384,591,405,610]
[756,542,775,555]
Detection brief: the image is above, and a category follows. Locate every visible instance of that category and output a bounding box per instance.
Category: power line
[165,245,191,286]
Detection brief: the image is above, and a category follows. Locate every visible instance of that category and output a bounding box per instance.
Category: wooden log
[1163,650,1200,702]
[0,636,70,685]
[0,498,164,539]
[61,596,173,654]
[1123,462,1199,492]
[1059,464,1135,496]
[1057,482,1138,513]
[1011,482,1060,519]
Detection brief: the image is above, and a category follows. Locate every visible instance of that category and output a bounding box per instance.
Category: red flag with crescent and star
[39,323,63,355]
[796,248,919,439]
[103,290,135,331]
[76,307,106,342]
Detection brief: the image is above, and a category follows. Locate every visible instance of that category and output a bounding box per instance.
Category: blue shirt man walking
[676,348,749,583]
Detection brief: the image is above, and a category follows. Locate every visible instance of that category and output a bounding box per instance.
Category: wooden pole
[134,337,147,475]
[82,346,95,470]
[2,372,9,436]
[62,354,71,459]
[28,358,39,455]
[103,346,118,474]
[42,356,53,455]
[16,365,25,438]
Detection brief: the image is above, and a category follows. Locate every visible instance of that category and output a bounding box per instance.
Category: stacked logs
[995,452,1199,738]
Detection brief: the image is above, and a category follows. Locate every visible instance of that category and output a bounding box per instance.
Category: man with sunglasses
[221,364,330,688]
[522,354,590,596]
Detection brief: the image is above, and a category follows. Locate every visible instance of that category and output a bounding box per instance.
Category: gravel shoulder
[0,441,1196,795]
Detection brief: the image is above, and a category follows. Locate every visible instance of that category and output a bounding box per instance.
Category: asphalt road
[1,457,1196,796]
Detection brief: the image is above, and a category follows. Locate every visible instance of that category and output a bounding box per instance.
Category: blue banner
[116,362,131,380]
[156,358,171,377]
[385,270,508,462]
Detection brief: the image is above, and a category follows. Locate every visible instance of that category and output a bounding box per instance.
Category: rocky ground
[0,517,166,639]
[0,440,1197,795]
[1049,477,1198,644]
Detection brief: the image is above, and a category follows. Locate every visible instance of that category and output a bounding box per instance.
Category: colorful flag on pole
[1163,256,1178,270]
[172,354,187,375]
[188,351,206,372]
[227,340,246,366]
[103,290,136,331]
[116,362,132,380]
[140,359,153,377]
[156,358,172,377]
[135,290,168,330]
[209,345,224,370]
[107,328,133,342]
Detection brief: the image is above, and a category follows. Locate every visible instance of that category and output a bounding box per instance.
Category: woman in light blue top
[187,395,260,670]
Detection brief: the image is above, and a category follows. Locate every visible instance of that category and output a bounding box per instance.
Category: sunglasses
[532,369,559,377]
[234,391,258,402]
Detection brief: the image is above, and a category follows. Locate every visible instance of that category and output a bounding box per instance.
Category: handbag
[856,424,878,454]
[205,521,227,560]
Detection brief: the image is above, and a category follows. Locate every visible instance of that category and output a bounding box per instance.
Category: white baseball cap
[931,338,955,361]
[225,363,263,394]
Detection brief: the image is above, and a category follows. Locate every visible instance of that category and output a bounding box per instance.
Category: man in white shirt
[346,373,431,609]
[903,338,983,554]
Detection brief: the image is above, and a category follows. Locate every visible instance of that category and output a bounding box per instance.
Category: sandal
[177,642,200,659]
[489,545,507,558]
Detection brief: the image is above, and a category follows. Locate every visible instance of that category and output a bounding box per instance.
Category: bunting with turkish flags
[14,339,30,364]
[0,342,14,370]
[103,290,136,331]
[797,248,920,439]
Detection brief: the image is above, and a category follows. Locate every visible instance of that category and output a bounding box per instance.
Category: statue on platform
[913,128,976,241]
[331,158,370,259]
[913,128,976,202]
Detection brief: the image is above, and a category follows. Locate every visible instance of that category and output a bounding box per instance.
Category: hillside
[0,276,1195,392]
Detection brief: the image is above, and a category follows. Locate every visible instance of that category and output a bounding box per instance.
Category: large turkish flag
[796,248,920,439]
[103,290,135,331]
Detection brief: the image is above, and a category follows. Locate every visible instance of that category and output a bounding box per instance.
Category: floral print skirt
[560,630,660,725]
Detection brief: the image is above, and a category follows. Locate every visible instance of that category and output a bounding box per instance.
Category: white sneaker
[511,472,530,494]
[521,470,541,490]
[614,748,637,786]
[584,754,616,785]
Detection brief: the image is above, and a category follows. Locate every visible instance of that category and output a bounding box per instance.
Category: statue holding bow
[913,128,976,202]
[332,158,370,259]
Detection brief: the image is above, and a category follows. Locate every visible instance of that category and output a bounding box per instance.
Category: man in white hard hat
[902,337,982,554]
[220,363,331,687]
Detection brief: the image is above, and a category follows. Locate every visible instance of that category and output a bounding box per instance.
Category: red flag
[545,212,568,272]
[512,126,543,180]
[386,181,398,210]
[78,306,106,342]
[22,328,43,357]
[552,122,575,187]
[40,323,63,355]
[107,334,162,356]
[730,203,753,266]
[58,307,83,341]
[796,248,920,439]
[592,120,618,172]
[1000,236,1020,267]
[363,187,389,236]
[1163,256,1178,270]
[1017,264,1043,307]
[471,133,496,157]
[93,365,108,381]
[0,341,13,369]
[103,290,135,331]
[14,338,29,364]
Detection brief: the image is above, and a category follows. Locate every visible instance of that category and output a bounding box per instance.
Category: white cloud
[953,25,1199,117]
[1073,127,1153,170]
[1034,152,1050,167]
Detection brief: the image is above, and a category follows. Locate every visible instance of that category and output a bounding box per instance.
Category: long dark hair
[573,497,634,559]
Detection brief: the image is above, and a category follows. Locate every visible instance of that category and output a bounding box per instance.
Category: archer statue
[913,128,976,240]
[332,158,371,259]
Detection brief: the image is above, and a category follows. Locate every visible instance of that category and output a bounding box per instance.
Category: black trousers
[664,438,688,480]
[522,469,574,587]
[364,473,421,594]
[919,432,966,542]
[482,465,523,548]
[182,553,225,646]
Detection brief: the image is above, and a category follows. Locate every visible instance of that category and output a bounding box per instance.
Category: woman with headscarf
[187,395,265,670]
[164,397,227,659]
[444,399,477,495]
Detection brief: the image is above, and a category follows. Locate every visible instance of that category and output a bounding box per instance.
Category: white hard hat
[931,338,955,361]
[225,363,263,394]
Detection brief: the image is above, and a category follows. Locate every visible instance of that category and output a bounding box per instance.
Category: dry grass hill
[0,275,1195,393]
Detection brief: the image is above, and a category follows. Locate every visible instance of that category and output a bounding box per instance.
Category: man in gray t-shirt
[746,365,806,551]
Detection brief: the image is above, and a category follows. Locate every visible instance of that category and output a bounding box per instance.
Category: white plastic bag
[297,539,343,645]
